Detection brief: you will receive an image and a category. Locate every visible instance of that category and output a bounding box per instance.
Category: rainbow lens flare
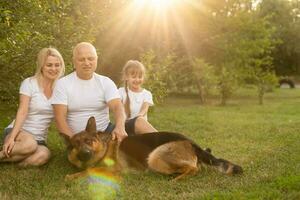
[83,167,121,200]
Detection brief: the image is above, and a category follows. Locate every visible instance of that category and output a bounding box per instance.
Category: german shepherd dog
[66,117,242,180]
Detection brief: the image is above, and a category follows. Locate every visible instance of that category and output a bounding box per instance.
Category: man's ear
[85,116,96,133]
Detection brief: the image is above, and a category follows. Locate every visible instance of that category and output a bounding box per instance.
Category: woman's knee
[18,147,51,167]
[16,132,38,154]
[34,147,51,166]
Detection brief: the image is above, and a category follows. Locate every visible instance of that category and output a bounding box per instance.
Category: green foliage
[0,0,104,102]
[161,56,195,95]
[246,67,278,105]
[258,0,300,75]
[191,58,217,104]
[189,2,278,105]
[216,63,241,106]
[238,11,278,105]
[140,50,174,104]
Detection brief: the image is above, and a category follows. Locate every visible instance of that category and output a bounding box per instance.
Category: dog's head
[66,116,111,169]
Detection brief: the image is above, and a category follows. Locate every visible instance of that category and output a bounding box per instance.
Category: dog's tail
[192,144,243,175]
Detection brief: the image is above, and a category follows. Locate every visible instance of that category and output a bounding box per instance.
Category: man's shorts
[105,116,139,136]
[2,128,47,146]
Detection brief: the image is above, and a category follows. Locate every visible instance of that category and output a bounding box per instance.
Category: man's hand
[107,98,128,142]
[111,126,127,142]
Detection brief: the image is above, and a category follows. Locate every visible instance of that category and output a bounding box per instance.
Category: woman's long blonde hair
[34,47,65,89]
[121,60,146,119]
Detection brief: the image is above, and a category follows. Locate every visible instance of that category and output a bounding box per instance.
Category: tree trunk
[220,86,227,106]
[196,80,205,104]
[258,86,264,105]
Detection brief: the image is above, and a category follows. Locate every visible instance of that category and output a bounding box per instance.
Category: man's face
[73,45,98,80]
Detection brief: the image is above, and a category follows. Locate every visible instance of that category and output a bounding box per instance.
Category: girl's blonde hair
[121,60,146,119]
[34,47,65,89]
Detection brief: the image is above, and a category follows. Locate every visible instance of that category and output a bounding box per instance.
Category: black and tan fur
[66,117,243,180]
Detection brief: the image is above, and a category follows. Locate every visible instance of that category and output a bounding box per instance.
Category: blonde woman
[0,48,65,167]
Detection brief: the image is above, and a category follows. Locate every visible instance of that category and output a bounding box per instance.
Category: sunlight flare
[133,0,175,11]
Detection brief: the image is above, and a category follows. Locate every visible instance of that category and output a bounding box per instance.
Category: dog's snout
[77,149,92,162]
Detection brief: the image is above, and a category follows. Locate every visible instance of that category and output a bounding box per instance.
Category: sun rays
[100,0,201,59]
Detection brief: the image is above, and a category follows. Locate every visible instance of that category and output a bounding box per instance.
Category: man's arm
[107,98,127,142]
[52,104,74,138]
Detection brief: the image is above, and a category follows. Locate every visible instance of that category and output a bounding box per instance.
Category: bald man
[51,42,156,142]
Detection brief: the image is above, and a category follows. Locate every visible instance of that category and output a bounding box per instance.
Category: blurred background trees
[0,0,299,106]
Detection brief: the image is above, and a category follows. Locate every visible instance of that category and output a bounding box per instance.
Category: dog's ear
[97,131,112,142]
[60,133,72,148]
[85,116,96,133]
[60,132,71,142]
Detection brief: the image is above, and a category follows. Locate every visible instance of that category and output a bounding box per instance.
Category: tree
[0,0,105,103]
[258,0,300,75]
[190,0,277,105]
[191,58,217,104]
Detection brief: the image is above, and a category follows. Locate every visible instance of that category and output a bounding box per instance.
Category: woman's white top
[118,87,154,120]
[7,77,53,141]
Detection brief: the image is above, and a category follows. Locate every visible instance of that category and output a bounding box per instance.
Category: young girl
[119,60,157,134]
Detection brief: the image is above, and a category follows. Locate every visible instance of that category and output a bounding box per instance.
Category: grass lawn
[0,88,299,200]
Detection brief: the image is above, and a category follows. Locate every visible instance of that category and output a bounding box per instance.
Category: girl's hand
[3,136,15,157]
[136,114,144,118]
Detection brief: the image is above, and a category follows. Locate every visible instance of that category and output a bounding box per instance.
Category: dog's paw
[65,171,88,181]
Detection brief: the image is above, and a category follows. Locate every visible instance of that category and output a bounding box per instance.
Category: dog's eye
[75,140,81,147]
[85,139,93,145]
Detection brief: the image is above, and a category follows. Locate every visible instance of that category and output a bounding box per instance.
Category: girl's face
[42,56,62,81]
[126,72,144,92]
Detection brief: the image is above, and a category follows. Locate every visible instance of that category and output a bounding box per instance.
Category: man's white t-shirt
[118,87,153,120]
[7,77,53,141]
[51,72,120,134]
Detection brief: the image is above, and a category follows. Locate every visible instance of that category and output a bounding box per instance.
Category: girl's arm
[137,102,151,117]
[4,94,31,157]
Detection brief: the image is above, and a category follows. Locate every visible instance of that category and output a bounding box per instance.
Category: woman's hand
[3,135,15,157]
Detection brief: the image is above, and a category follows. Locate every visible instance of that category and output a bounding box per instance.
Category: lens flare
[78,166,121,200]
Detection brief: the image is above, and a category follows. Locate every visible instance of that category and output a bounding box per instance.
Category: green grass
[1,88,300,200]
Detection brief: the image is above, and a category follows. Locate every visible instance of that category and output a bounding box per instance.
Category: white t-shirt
[118,87,153,120]
[7,77,53,141]
[51,72,120,134]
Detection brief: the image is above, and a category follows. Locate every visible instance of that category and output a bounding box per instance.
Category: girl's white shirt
[7,77,53,141]
[118,87,154,120]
